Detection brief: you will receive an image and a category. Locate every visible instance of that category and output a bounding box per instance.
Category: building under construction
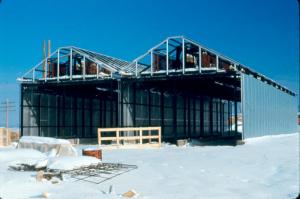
[19,36,298,141]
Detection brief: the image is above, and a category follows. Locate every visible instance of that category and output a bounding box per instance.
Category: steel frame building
[19,36,298,141]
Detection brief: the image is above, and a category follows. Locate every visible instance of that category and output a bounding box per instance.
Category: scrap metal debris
[61,163,138,184]
[9,162,137,185]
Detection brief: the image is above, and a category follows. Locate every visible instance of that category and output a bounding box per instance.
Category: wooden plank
[99,127,161,132]
[99,136,159,141]
[139,129,142,145]
[100,137,118,141]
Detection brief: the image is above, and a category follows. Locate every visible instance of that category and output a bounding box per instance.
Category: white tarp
[18,136,77,156]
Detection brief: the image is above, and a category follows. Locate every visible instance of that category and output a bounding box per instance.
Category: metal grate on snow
[61,163,138,184]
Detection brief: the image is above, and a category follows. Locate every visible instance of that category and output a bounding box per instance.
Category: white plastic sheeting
[18,136,77,156]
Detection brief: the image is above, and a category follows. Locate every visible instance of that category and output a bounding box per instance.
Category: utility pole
[0,99,15,144]
[0,99,15,145]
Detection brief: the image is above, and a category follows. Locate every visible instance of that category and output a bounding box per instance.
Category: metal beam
[187,96,191,138]
[56,96,60,137]
[96,63,99,79]
[198,47,202,74]
[160,89,164,139]
[20,85,24,137]
[182,38,185,74]
[216,55,219,71]
[150,51,153,76]
[166,39,169,75]
[45,58,48,82]
[38,94,41,136]
[135,61,138,77]
[83,56,86,80]
[82,98,85,136]
[209,97,213,137]
[193,98,196,138]
[172,94,177,140]
[57,49,60,82]
[70,49,73,80]
[200,96,204,137]
[148,89,151,126]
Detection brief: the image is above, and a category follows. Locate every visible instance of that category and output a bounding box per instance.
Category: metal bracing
[70,48,73,80]
[182,38,185,74]
[57,49,60,82]
[150,50,153,76]
[125,36,295,96]
[19,46,130,83]
[18,37,295,97]
[166,39,169,75]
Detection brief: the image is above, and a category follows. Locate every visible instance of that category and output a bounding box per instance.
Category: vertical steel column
[216,55,219,71]
[62,93,66,137]
[20,85,24,137]
[37,94,41,136]
[193,98,196,137]
[234,100,238,133]
[221,99,224,135]
[82,98,85,137]
[89,98,93,136]
[216,98,219,135]
[103,98,106,127]
[182,38,185,74]
[133,83,136,126]
[57,49,60,82]
[82,56,86,80]
[120,81,124,127]
[32,69,35,83]
[115,91,118,127]
[96,63,99,79]
[166,39,169,75]
[73,97,78,137]
[56,96,60,137]
[135,61,138,77]
[148,89,151,126]
[70,48,73,80]
[228,100,231,136]
[99,98,103,127]
[198,47,202,73]
[200,96,204,137]
[172,94,177,140]
[45,58,48,82]
[183,96,187,138]
[234,76,238,133]
[150,51,153,76]
[187,96,191,138]
[209,97,213,136]
[110,82,114,127]
[160,89,165,139]
[117,80,121,126]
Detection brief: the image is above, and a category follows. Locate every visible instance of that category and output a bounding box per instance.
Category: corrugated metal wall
[241,73,298,139]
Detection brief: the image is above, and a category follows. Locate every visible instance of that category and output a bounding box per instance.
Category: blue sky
[0,0,299,127]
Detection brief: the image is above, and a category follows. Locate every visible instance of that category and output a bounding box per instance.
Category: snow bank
[18,136,77,156]
[0,148,46,166]
[47,156,100,171]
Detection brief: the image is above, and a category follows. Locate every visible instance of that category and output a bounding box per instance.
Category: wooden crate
[0,128,11,147]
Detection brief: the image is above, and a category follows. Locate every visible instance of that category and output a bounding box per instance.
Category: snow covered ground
[0,133,299,199]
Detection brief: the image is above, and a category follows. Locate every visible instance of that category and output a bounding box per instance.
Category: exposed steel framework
[19,36,295,97]
[19,36,297,141]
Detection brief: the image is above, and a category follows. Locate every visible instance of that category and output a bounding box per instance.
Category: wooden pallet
[98,127,161,148]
